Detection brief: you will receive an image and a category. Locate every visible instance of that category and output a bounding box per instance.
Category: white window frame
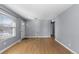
[0,9,16,41]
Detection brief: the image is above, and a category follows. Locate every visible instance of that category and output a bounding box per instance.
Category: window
[0,13,16,41]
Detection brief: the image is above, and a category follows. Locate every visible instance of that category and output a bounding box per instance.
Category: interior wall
[0,5,25,53]
[25,19,52,37]
[0,15,21,52]
[55,5,79,53]
[21,20,26,39]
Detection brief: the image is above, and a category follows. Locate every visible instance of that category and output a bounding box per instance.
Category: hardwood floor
[3,38,72,54]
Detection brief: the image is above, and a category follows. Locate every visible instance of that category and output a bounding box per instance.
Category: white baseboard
[55,39,77,54]
[0,39,21,54]
[25,36,51,38]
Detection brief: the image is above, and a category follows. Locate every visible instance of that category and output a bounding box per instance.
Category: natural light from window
[0,13,16,41]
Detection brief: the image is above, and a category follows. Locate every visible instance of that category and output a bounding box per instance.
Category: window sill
[0,35,16,42]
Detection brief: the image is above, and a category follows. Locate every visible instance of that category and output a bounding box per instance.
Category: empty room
[0,4,79,54]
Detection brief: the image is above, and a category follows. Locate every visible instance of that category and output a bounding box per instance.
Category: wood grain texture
[3,38,72,54]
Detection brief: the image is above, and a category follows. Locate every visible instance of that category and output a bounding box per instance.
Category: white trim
[0,39,21,54]
[25,36,51,38]
[55,39,77,54]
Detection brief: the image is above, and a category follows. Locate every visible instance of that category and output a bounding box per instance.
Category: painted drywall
[0,5,25,52]
[4,4,72,20]
[55,5,79,53]
[25,19,51,37]
[21,20,26,39]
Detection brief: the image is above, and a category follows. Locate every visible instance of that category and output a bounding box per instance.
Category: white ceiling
[4,4,73,20]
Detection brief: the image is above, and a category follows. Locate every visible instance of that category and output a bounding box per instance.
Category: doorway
[51,20,55,38]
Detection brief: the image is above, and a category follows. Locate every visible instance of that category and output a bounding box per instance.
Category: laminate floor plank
[3,38,72,54]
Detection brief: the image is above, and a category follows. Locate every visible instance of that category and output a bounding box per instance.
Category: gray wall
[55,5,79,53]
[25,19,52,37]
[0,5,25,52]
